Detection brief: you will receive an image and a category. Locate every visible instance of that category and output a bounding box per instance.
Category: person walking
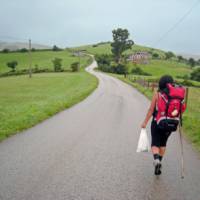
[141,75,174,175]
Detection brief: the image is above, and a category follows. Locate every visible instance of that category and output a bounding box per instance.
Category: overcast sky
[0,0,199,54]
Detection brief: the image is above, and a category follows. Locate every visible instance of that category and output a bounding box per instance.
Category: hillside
[73,42,194,78]
[73,42,166,58]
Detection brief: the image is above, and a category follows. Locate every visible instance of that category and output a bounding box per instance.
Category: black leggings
[151,120,172,147]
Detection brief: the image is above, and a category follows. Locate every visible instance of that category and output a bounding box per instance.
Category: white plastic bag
[136,128,150,152]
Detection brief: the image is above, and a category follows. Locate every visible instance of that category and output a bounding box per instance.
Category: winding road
[0,60,200,200]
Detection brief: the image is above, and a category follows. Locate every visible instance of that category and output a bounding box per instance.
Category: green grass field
[128,59,192,77]
[0,72,98,141]
[0,50,89,73]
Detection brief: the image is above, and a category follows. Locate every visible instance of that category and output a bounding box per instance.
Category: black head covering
[158,75,174,92]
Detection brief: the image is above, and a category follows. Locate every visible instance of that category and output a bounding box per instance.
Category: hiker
[141,75,186,175]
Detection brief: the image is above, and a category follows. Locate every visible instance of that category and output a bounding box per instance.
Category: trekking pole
[178,87,189,179]
[179,124,184,179]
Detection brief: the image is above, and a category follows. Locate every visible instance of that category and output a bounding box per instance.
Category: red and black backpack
[155,83,186,132]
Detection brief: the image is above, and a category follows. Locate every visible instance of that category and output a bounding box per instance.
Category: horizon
[0,0,200,55]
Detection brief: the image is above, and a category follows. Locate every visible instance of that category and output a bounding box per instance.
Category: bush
[71,62,80,72]
[52,45,62,51]
[19,48,28,53]
[131,67,151,76]
[92,44,98,47]
[165,51,175,60]
[96,54,112,66]
[52,58,63,72]
[96,54,113,72]
[190,67,200,81]
[152,53,159,59]
[2,48,10,53]
[180,79,194,87]
[113,63,129,74]
[176,74,190,80]
[7,61,18,72]
[188,58,196,68]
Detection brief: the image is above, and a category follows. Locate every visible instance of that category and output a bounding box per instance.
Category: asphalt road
[0,60,200,200]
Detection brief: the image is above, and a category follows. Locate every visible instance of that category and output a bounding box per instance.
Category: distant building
[73,50,86,57]
[127,52,150,64]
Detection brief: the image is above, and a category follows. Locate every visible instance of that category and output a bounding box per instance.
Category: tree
[190,67,200,81]
[52,45,62,51]
[177,55,184,62]
[52,58,62,72]
[7,61,18,71]
[152,53,159,59]
[71,62,80,72]
[165,51,175,60]
[111,28,134,63]
[188,58,196,68]
[96,54,112,66]
[19,48,28,53]
[113,63,129,75]
[2,48,10,53]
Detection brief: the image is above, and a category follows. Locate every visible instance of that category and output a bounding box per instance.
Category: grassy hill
[73,42,166,57]
[0,50,90,73]
[73,42,194,78]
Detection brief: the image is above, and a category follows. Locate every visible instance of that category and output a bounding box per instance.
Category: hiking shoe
[153,159,162,175]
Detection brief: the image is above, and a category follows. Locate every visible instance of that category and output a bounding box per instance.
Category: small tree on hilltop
[188,58,196,68]
[165,51,175,60]
[52,58,62,72]
[177,55,184,62]
[2,48,10,53]
[111,28,134,63]
[7,61,18,72]
[52,45,62,51]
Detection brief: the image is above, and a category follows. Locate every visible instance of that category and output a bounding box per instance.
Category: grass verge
[0,71,98,141]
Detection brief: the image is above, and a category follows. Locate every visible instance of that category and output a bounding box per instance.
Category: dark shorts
[151,120,172,147]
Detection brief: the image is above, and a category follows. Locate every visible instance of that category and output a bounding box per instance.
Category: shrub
[19,48,28,53]
[190,67,200,81]
[176,74,190,80]
[131,67,151,76]
[7,61,18,72]
[2,48,10,53]
[96,54,112,66]
[165,51,175,60]
[152,53,159,59]
[113,63,129,74]
[181,79,194,87]
[92,44,98,47]
[52,45,62,51]
[71,62,80,72]
[52,58,63,72]
[188,58,196,68]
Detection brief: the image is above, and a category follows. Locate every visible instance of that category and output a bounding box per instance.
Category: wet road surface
[0,60,200,200]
